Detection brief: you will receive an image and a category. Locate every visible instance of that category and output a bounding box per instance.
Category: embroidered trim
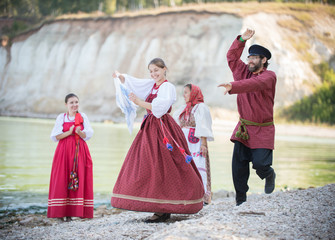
[48,204,93,207]
[48,198,93,207]
[112,193,203,205]
[152,79,168,90]
[188,127,199,144]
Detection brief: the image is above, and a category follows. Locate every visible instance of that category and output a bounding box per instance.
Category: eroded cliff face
[0,11,334,121]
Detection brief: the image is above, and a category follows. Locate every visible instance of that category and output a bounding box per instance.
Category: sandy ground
[0,184,334,240]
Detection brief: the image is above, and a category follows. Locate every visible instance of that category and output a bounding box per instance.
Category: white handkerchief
[113,77,137,134]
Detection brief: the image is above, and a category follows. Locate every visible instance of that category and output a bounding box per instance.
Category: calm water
[0,117,335,215]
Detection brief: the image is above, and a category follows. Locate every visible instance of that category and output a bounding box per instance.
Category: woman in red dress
[111,58,204,223]
[48,93,94,221]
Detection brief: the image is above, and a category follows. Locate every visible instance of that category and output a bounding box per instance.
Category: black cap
[248,44,271,60]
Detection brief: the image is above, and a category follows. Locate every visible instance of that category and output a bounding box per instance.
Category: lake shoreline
[1,184,334,239]
[2,115,335,138]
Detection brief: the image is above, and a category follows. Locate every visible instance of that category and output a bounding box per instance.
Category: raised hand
[241,28,255,41]
[113,70,125,83]
[112,70,120,78]
[217,82,232,95]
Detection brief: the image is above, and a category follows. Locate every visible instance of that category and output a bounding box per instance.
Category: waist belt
[236,118,273,140]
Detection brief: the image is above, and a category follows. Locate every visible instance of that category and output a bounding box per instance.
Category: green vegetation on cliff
[1,0,335,18]
[280,62,335,125]
[1,1,334,125]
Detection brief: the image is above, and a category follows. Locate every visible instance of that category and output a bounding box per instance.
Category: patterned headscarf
[179,84,204,121]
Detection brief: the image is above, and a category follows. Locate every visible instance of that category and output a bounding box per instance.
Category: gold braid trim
[112,193,203,205]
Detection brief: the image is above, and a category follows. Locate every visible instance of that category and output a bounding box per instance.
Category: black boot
[265,171,276,194]
[236,192,246,206]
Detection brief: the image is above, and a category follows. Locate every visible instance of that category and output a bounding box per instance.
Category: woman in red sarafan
[111,58,204,223]
[48,93,94,221]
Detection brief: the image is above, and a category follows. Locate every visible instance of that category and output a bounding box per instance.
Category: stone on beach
[1,184,334,239]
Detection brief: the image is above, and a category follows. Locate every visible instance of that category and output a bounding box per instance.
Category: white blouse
[173,103,214,141]
[50,112,94,142]
[123,74,177,118]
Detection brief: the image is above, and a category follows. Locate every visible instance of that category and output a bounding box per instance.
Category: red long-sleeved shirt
[227,35,277,149]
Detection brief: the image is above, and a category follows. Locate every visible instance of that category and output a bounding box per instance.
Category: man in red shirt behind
[218,28,277,206]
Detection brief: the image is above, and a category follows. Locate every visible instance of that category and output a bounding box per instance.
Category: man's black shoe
[236,201,245,206]
[265,171,276,194]
[236,192,246,206]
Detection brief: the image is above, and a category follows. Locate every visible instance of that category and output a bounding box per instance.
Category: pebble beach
[1,184,334,240]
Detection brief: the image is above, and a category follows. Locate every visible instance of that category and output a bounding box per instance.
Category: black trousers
[232,141,274,202]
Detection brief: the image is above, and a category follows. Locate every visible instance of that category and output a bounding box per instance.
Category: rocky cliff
[1,7,334,121]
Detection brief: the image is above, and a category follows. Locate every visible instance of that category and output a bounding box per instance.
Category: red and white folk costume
[173,85,214,203]
[111,75,204,214]
[48,112,94,218]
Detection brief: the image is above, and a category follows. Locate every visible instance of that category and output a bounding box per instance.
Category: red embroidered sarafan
[48,113,93,218]
[111,82,204,214]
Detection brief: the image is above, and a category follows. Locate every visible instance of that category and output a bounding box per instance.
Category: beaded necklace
[66,112,76,122]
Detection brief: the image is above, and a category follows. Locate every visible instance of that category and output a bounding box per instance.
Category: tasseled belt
[160,119,193,164]
[236,118,273,140]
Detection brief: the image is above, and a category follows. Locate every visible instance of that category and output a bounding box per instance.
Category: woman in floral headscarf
[173,84,214,204]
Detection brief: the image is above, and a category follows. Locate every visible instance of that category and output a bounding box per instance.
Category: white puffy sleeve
[50,113,64,142]
[123,74,155,100]
[172,104,186,125]
[151,82,176,118]
[194,103,214,141]
[81,112,94,141]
